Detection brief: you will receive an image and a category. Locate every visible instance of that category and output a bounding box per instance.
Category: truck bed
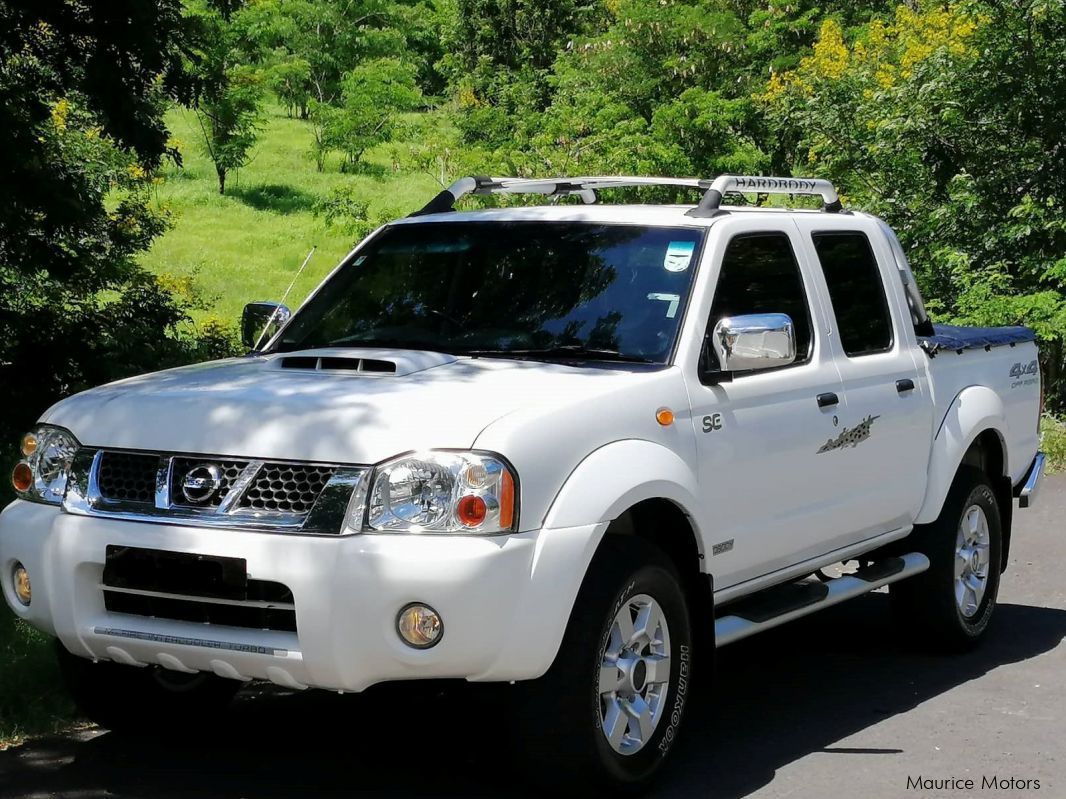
[918,323,1041,492]
[918,323,1036,355]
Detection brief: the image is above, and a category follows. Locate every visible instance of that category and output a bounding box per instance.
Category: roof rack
[409,174,842,217]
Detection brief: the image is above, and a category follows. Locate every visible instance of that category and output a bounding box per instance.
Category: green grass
[1041,415,1066,473]
[141,105,443,325]
[0,607,74,746]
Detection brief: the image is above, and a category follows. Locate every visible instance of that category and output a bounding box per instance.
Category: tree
[0,0,241,502]
[188,1,264,194]
[196,63,263,194]
[766,2,1066,405]
[316,58,421,170]
[266,56,312,117]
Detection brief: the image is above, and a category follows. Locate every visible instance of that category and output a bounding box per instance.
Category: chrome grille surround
[64,448,368,535]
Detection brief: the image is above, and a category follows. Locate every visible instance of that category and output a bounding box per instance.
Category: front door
[686,218,850,591]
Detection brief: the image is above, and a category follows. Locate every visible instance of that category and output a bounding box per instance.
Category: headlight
[356,451,517,534]
[12,426,79,505]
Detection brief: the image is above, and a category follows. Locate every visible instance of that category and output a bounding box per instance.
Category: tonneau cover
[919,323,1037,355]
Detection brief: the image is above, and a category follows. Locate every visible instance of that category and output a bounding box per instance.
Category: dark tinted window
[702,233,813,372]
[812,232,893,356]
[275,222,704,363]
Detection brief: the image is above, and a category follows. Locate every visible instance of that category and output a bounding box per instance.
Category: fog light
[13,563,31,606]
[397,603,442,649]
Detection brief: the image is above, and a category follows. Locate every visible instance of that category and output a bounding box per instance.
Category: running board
[714,552,929,646]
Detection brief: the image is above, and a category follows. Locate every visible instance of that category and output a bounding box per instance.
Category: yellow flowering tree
[767,2,1066,404]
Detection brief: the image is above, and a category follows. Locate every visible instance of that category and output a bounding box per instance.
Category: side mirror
[711,313,796,374]
[242,301,291,350]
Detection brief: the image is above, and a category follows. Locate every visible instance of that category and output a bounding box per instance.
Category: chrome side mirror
[242,301,291,350]
[711,313,796,373]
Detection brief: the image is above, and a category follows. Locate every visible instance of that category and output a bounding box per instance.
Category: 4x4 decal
[818,414,880,453]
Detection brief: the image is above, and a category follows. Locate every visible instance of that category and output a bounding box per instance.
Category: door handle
[817,392,839,408]
[896,378,916,394]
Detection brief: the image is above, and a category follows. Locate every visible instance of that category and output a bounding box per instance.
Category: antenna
[258,246,316,347]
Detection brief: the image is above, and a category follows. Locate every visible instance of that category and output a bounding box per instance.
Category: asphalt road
[2,477,1063,799]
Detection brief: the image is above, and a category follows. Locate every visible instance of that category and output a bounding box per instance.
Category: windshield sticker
[648,292,681,318]
[664,241,695,272]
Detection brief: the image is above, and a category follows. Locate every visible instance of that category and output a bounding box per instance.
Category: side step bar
[714,552,929,647]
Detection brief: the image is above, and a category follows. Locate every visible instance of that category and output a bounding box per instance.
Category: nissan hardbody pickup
[1,175,1045,791]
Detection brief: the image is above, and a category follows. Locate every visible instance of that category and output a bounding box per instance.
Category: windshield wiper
[462,345,655,364]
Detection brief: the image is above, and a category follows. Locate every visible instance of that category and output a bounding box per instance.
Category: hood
[41,349,661,464]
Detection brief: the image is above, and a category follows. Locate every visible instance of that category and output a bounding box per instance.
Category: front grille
[104,591,298,632]
[73,448,364,534]
[170,458,249,507]
[103,579,297,633]
[240,464,335,513]
[97,452,159,504]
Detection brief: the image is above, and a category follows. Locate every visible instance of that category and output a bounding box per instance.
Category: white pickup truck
[2,175,1045,790]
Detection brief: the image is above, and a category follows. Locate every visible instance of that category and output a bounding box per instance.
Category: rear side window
[702,232,813,372]
[812,232,893,356]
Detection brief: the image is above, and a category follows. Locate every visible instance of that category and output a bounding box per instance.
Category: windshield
[273,221,705,364]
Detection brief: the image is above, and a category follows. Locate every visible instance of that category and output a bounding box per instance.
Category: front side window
[701,232,814,373]
[811,232,893,356]
[275,222,705,364]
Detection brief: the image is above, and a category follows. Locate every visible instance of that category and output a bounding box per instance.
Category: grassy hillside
[140,105,443,326]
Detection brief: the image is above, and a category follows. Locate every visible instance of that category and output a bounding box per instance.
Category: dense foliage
[0,0,242,502]
[2,0,1065,471]
[439,0,1066,406]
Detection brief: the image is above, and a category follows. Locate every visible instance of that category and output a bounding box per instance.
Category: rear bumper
[0,500,605,692]
[1014,451,1046,509]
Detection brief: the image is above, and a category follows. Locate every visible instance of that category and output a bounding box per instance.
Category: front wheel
[517,536,695,791]
[890,466,1002,651]
[57,644,240,734]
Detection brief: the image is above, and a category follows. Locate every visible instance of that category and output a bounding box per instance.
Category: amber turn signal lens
[457,494,488,528]
[20,433,38,457]
[498,470,515,530]
[11,462,33,493]
[656,407,675,426]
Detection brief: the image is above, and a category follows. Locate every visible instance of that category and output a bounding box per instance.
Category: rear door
[791,216,933,538]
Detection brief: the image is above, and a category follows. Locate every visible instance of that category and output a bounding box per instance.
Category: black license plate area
[104,546,248,600]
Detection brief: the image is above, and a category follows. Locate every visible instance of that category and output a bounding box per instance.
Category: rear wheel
[517,536,695,791]
[890,466,1002,650]
[57,644,240,734]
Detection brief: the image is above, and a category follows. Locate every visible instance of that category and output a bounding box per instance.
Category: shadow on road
[2,596,1064,798]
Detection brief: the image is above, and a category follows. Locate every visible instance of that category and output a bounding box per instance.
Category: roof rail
[409,175,714,216]
[686,175,841,217]
[409,174,841,216]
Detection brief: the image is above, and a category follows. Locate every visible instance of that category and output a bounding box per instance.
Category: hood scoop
[265,348,458,377]
[279,355,396,373]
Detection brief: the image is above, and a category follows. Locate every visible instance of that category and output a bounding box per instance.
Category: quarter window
[702,232,813,373]
[812,232,893,356]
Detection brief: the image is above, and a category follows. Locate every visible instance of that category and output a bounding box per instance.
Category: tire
[516,536,695,792]
[890,466,1002,651]
[56,643,240,734]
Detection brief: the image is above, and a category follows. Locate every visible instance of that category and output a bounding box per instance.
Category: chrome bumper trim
[93,627,288,656]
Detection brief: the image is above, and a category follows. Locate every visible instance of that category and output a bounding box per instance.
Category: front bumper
[0,500,604,692]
